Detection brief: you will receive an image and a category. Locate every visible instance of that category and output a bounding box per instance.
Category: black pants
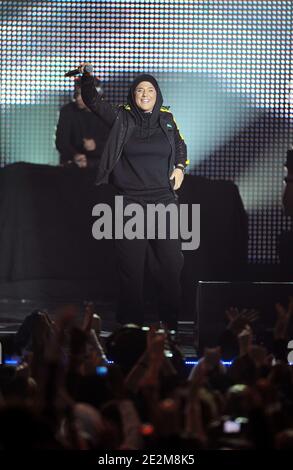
[114,197,184,328]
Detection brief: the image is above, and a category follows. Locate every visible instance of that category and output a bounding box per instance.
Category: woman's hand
[170,168,184,190]
[78,62,93,75]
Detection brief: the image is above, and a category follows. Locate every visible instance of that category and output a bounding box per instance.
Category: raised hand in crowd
[274,296,293,340]
[225,306,259,336]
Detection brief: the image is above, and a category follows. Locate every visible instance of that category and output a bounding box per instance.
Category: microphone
[64,64,93,77]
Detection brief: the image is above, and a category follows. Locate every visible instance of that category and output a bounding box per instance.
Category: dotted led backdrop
[0,0,292,263]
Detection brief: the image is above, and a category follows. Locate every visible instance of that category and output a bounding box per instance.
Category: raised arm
[78,62,119,127]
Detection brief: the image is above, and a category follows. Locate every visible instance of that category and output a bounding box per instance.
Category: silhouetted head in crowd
[106,325,147,375]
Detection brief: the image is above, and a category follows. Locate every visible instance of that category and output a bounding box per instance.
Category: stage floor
[0,298,197,360]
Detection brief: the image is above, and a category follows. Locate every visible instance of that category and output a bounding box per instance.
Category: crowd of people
[0,300,293,450]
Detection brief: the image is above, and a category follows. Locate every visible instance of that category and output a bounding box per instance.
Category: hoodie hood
[127,74,163,138]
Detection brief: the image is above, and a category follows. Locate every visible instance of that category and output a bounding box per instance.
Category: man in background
[56,77,109,168]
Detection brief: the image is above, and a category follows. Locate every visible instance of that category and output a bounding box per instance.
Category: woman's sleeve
[81,74,119,127]
[173,115,189,169]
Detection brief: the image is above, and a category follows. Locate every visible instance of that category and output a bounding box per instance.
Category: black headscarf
[127,74,163,139]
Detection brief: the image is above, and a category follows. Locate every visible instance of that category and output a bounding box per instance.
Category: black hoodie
[81,71,188,191]
[109,74,174,201]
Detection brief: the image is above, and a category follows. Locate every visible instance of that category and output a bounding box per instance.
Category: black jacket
[55,101,109,167]
[81,74,189,188]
